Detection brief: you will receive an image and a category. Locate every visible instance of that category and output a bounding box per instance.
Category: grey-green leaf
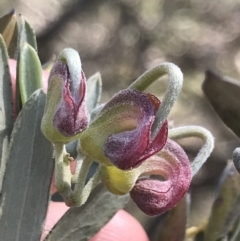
[18,43,42,104]
[18,16,37,52]
[0,10,18,58]
[7,15,18,59]
[86,72,102,113]
[45,184,129,241]
[155,194,188,241]
[0,35,14,191]
[0,10,15,34]
[0,90,54,241]
[202,71,240,138]
[203,162,240,241]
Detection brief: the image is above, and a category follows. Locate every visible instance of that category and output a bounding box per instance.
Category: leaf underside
[18,43,42,104]
[18,16,37,52]
[45,184,129,241]
[86,72,102,113]
[0,10,18,58]
[0,90,54,241]
[202,71,240,138]
[0,35,14,191]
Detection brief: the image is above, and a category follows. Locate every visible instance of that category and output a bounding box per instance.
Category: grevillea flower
[75,62,195,216]
[99,139,191,216]
[79,88,168,170]
[130,139,192,216]
[41,48,88,143]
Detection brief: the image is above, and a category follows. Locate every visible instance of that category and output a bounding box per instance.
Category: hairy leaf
[0,35,14,191]
[45,184,129,241]
[203,162,240,241]
[0,10,15,35]
[7,15,18,59]
[0,90,54,241]
[0,10,18,58]
[86,72,102,113]
[202,71,240,138]
[18,43,42,104]
[18,16,37,51]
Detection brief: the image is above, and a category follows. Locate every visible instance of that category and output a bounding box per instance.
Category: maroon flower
[130,139,192,216]
[80,89,168,170]
[52,61,88,136]
[41,48,88,143]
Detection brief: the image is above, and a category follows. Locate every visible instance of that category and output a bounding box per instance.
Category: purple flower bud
[130,139,192,216]
[52,61,88,136]
[79,89,168,169]
[41,48,88,143]
[103,90,168,169]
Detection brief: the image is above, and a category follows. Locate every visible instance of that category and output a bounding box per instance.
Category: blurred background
[2,0,240,93]
[1,0,240,240]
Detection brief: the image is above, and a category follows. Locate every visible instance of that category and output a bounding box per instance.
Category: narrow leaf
[0,35,14,191]
[203,162,240,241]
[45,184,129,241]
[86,72,102,113]
[156,194,189,241]
[18,43,42,104]
[7,15,18,59]
[0,11,19,58]
[0,90,54,241]
[202,71,240,138]
[18,16,37,51]
[0,10,15,34]
[0,11,17,49]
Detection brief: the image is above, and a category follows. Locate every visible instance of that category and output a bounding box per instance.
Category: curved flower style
[79,89,168,170]
[41,48,88,144]
[99,139,191,216]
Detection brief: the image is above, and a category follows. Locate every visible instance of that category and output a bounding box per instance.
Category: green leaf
[0,10,18,57]
[156,194,189,241]
[0,90,54,241]
[18,43,42,104]
[7,15,18,59]
[0,10,15,34]
[202,71,240,138]
[45,184,129,241]
[18,16,37,52]
[0,35,14,191]
[203,162,240,241]
[86,72,102,113]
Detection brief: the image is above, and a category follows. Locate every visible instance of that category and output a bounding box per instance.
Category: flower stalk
[54,143,72,199]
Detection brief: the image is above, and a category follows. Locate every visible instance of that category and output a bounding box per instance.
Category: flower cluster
[41,48,214,216]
